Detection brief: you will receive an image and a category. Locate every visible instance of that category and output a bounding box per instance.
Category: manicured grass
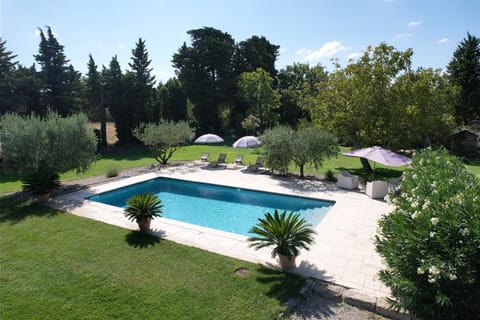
[1,143,479,195]
[0,196,304,320]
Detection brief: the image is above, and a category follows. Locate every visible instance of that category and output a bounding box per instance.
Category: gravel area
[55,163,392,320]
[287,296,389,320]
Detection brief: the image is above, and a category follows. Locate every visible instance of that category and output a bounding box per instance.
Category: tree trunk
[299,164,304,178]
[424,135,432,147]
[100,111,107,148]
[137,217,151,232]
[100,84,108,149]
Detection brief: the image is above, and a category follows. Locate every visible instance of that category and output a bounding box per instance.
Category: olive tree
[260,126,294,176]
[132,120,194,165]
[292,127,339,178]
[261,126,339,177]
[0,112,97,194]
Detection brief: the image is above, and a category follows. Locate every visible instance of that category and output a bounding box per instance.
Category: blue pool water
[88,177,334,236]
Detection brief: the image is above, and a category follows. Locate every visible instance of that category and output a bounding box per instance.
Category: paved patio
[50,164,393,298]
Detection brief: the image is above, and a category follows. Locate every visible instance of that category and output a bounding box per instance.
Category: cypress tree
[0,38,18,114]
[128,38,155,124]
[105,55,129,144]
[34,26,82,116]
[447,32,480,124]
[86,54,107,148]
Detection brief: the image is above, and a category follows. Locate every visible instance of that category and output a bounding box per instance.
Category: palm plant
[22,167,61,202]
[124,193,163,232]
[248,209,316,269]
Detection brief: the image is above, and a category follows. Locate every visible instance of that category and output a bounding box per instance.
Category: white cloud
[408,21,422,27]
[117,44,126,49]
[296,48,312,56]
[278,47,287,53]
[348,52,361,60]
[395,33,413,38]
[437,38,449,44]
[297,41,347,62]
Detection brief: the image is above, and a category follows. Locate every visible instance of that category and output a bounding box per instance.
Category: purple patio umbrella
[342,146,411,176]
[342,146,411,166]
[194,133,224,144]
[232,136,261,148]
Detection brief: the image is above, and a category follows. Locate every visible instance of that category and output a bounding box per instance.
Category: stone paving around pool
[49,163,393,299]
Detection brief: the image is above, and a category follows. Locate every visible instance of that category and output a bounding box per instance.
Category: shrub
[324,169,336,182]
[0,112,97,197]
[105,167,119,178]
[375,148,480,319]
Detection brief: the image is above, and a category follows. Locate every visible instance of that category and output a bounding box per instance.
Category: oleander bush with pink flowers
[376,148,480,320]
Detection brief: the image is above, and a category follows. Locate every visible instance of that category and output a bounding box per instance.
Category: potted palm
[124,193,163,232]
[22,168,61,203]
[248,209,316,270]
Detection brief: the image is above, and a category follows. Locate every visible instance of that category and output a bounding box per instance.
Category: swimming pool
[88,177,334,236]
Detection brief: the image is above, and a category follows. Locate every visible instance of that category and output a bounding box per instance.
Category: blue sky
[1,0,479,83]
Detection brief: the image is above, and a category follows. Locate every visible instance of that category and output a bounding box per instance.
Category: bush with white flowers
[376,148,480,320]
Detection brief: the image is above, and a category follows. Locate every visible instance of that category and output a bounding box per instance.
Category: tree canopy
[132,120,194,165]
[260,126,294,176]
[306,43,414,150]
[235,36,280,77]
[278,63,328,127]
[292,127,339,178]
[34,26,83,116]
[0,112,97,174]
[237,68,280,131]
[447,32,480,125]
[0,26,467,153]
[172,27,236,133]
[0,38,18,114]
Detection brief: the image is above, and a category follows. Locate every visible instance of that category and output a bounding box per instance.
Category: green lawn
[0,196,304,319]
[1,143,479,195]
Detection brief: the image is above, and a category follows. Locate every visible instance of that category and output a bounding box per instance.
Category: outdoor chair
[246,157,264,172]
[336,171,359,190]
[387,177,402,194]
[366,180,388,199]
[208,153,227,168]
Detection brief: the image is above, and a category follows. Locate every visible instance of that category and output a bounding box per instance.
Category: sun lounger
[246,157,264,172]
[200,152,209,162]
[226,155,245,170]
[234,154,243,165]
[208,153,227,168]
[193,152,209,165]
